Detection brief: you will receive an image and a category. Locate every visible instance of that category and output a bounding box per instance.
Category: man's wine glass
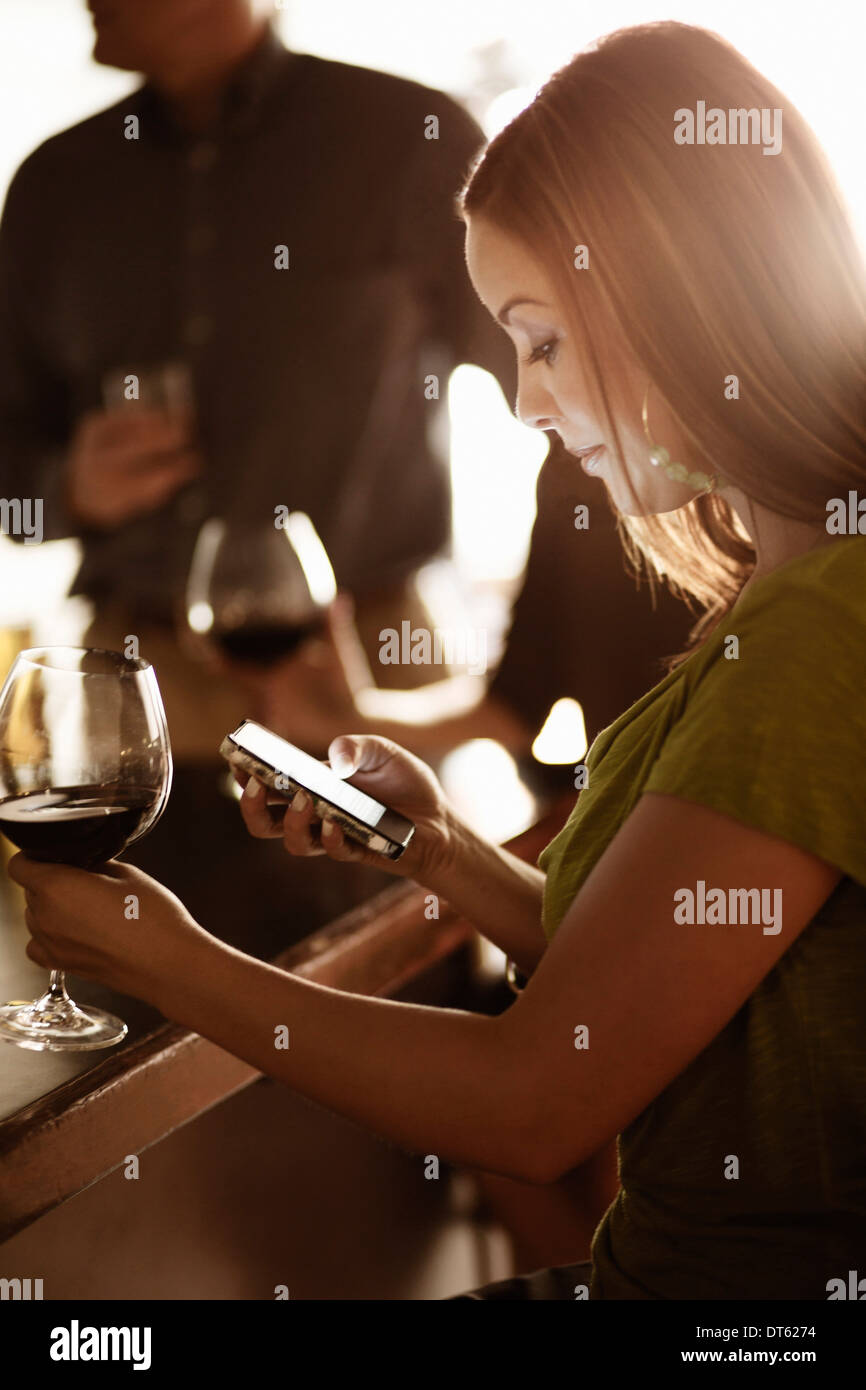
[185,511,337,667]
[0,647,172,1051]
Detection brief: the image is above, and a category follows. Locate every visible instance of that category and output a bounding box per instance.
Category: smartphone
[219,720,415,861]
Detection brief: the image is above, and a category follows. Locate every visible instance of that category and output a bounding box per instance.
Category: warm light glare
[437,738,537,841]
[187,600,214,635]
[483,86,538,137]
[283,512,338,606]
[448,365,546,585]
[276,1,866,254]
[531,697,588,765]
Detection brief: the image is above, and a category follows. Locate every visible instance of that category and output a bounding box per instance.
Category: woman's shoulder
[681,534,866,694]
[636,532,866,892]
[740,534,866,627]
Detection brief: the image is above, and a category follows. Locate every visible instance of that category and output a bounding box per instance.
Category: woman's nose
[516,374,560,432]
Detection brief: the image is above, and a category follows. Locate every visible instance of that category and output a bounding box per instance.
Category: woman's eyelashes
[523,337,560,367]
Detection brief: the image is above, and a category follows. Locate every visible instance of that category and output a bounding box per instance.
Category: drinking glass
[0,648,172,1051]
[185,511,337,667]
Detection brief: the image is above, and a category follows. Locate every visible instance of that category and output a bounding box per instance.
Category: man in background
[0,0,518,954]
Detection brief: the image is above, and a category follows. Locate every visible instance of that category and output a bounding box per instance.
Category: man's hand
[66,407,201,528]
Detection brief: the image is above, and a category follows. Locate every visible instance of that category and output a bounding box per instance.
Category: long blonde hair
[460,21,866,659]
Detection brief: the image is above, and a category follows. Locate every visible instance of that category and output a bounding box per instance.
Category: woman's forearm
[156,936,542,1183]
[426,809,548,975]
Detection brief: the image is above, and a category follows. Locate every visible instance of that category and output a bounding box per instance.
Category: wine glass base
[0,999,128,1052]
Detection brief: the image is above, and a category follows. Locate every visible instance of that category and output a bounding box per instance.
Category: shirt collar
[221,22,292,131]
[140,22,294,142]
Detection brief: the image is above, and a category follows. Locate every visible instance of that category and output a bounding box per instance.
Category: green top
[537,534,866,1299]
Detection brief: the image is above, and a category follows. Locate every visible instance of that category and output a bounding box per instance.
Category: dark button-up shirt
[0,25,516,620]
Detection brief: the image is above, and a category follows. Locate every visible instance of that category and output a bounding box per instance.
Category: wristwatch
[505,958,528,994]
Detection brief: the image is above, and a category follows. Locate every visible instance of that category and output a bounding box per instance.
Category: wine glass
[185,511,337,667]
[0,648,172,1052]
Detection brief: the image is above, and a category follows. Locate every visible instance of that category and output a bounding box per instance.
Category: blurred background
[1,0,864,651]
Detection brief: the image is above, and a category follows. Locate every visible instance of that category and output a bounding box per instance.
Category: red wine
[214,620,323,666]
[0,784,160,868]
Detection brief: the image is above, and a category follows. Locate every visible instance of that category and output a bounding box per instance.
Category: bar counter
[0,791,574,1253]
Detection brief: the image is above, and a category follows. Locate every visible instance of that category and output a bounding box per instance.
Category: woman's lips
[576,445,605,474]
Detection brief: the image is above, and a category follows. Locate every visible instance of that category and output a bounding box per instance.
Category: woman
[11,21,866,1299]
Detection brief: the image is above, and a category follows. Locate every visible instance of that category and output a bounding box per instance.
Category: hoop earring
[641,383,723,494]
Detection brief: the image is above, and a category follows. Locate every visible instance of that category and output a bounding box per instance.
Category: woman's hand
[7,855,214,1005]
[238,733,456,886]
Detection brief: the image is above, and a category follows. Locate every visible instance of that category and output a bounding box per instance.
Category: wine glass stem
[46,969,71,1003]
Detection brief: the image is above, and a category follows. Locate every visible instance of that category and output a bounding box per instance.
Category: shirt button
[187,141,217,172]
[183,313,213,346]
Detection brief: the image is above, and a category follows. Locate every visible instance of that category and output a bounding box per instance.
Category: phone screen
[235,721,388,830]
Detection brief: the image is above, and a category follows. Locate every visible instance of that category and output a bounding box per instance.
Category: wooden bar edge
[0,792,573,1242]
